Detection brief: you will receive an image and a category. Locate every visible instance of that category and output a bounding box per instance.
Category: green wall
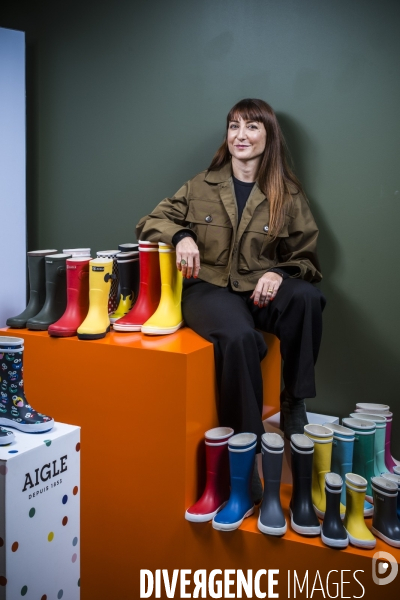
[3,0,400,455]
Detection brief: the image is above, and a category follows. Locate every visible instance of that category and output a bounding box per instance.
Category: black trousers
[182,278,326,450]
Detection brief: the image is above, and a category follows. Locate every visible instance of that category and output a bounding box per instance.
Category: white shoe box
[0,423,80,600]
[261,411,339,484]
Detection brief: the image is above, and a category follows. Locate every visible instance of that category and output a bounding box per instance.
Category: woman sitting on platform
[136,98,326,500]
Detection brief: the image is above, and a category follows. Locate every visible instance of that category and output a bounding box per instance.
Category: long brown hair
[208,98,303,237]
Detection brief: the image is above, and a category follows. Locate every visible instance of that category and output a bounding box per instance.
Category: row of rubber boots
[7,241,184,339]
[0,336,54,445]
[185,424,400,550]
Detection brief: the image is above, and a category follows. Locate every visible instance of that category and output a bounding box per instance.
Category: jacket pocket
[186,201,233,266]
[238,215,290,273]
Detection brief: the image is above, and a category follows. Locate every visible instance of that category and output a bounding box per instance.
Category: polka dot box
[0,423,80,599]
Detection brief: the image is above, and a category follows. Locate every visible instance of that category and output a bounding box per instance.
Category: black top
[232,175,255,223]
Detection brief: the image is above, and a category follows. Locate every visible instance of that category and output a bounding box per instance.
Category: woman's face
[227,116,267,162]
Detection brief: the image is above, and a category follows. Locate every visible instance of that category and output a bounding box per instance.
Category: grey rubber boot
[26,253,71,330]
[6,249,58,328]
[258,433,286,536]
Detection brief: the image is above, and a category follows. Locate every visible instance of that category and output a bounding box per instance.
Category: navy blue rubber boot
[321,473,348,549]
[212,433,256,531]
[371,477,400,548]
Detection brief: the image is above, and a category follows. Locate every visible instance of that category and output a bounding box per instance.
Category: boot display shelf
[0,329,399,599]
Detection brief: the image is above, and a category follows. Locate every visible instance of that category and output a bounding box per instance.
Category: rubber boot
[113,241,161,332]
[142,243,183,335]
[0,427,15,445]
[185,427,233,522]
[279,390,308,440]
[321,474,349,549]
[109,251,139,324]
[48,258,91,337]
[212,433,256,531]
[343,473,376,549]
[356,409,398,473]
[289,434,320,536]
[355,403,389,413]
[0,337,54,432]
[77,258,113,340]
[6,249,58,328]
[342,418,376,503]
[118,243,139,253]
[382,473,400,520]
[258,433,287,536]
[63,248,91,257]
[26,253,71,330]
[350,413,388,476]
[371,477,400,548]
[304,424,333,518]
[325,423,360,517]
[96,250,119,314]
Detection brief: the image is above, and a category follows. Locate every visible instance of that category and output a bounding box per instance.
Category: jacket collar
[204,162,232,183]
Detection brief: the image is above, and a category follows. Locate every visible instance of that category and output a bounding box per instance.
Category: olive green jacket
[136,163,322,291]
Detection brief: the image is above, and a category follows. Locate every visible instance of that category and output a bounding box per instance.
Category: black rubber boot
[6,249,58,328]
[109,251,140,323]
[258,433,287,536]
[371,476,400,548]
[251,457,264,505]
[321,473,348,549]
[0,336,54,432]
[280,390,309,440]
[289,434,321,536]
[26,253,71,330]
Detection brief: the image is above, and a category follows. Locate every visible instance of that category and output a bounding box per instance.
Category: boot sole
[185,502,227,523]
[48,330,77,337]
[257,515,287,536]
[0,418,54,433]
[212,506,254,531]
[289,509,321,536]
[345,529,376,549]
[141,321,184,335]
[371,527,400,548]
[321,532,349,549]
[77,327,110,340]
[112,323,142,332]
[0,435,15,445]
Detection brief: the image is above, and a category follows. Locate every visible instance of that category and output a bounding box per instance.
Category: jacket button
[263,225,269,232]
[233,280,239,288]
[205,215,213,223]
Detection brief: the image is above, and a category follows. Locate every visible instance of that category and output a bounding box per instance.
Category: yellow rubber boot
[141,243,183,335]
[77,258,113,340]
[343,473,376,549]
[304,424,335,518]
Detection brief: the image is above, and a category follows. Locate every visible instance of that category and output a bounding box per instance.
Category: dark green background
[2,0,400,455]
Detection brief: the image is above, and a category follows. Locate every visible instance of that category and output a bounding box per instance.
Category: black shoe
[251,458,263,505]
[280,390,308,440]
[289,434,320,536]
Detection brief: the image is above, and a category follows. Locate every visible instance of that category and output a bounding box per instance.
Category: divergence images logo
[372,551,398,586]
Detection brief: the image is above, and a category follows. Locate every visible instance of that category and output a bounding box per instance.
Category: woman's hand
[250,272,283,307]
[176,237,201,279]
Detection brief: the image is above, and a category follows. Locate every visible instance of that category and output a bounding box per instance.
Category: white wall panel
[0,28,26,327]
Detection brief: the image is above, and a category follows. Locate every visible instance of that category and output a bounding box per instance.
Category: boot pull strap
[104,273,117,283]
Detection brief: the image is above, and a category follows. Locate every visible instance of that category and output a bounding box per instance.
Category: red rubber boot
[48,257,90,337]
[113,241,161,332]
[185,427,234,522]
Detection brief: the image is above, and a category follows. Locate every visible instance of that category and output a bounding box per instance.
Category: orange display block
[1,328,398,599]
[0,328,280,599]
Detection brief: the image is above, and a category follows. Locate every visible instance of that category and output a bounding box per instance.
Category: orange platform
[1,328,399,599]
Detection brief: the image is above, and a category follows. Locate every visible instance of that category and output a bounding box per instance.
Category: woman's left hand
[250,272,283,307]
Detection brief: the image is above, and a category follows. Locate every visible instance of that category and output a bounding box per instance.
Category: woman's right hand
[176,237,201,279]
